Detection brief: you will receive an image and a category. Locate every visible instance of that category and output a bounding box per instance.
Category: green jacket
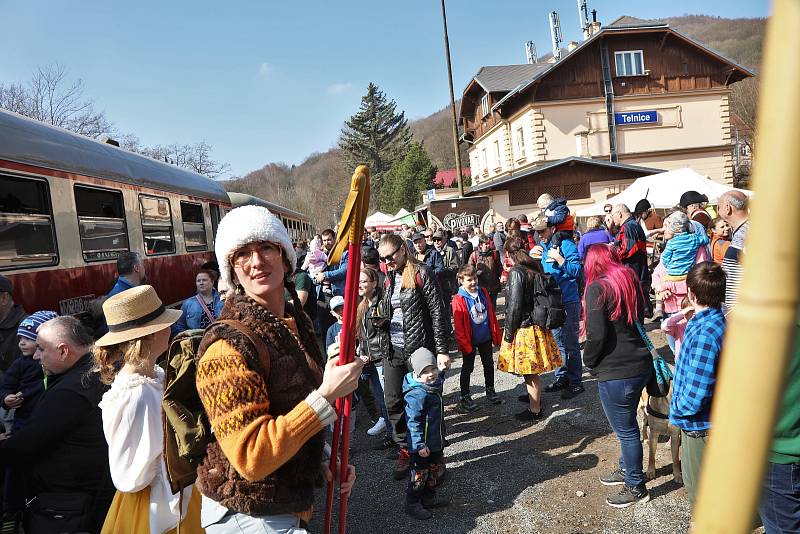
[771,312,800,464]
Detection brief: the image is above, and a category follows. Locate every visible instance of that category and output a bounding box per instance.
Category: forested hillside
[226,15,766,229]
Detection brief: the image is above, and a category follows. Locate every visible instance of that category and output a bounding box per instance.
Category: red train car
[0,109,231,315]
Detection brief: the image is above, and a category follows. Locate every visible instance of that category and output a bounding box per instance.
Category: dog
[639,385,682,484]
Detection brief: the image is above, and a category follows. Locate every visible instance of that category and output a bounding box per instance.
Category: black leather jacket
[504,264,536,343]
[358,288,392,363]
[382,263,451,360]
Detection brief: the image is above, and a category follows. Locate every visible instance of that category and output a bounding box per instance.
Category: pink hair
[582,244,642,326]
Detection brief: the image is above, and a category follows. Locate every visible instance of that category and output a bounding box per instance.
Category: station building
[457,15,753,223]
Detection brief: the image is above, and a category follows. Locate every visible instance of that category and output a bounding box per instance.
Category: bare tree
[0,63,114,138]
[730,77,759,152]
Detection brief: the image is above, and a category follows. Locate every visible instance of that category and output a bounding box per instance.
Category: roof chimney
[98,134,120,147]
[587,9,601,36]
[567,41,579,52]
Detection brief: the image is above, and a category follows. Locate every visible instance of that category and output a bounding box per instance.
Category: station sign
[614,110,658,125]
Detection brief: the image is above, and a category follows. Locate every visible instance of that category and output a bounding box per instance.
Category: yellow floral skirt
[497,325,562,376]
[101,485,203,534]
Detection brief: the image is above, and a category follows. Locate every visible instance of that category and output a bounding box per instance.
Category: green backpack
[161,320,269,494]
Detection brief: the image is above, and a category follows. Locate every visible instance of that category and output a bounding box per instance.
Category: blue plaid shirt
[670,307,726,431]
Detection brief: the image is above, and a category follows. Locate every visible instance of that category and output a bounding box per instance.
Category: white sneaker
[367,417,386,436]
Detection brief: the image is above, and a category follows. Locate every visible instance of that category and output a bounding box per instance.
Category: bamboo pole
[692,0,800,531]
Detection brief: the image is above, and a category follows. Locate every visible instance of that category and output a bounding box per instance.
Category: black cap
[634,199,652,217]
[679,191,708,208]
[412,232,426,242]
[0,275,11,294]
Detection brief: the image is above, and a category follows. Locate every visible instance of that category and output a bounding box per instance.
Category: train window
[139,195,175,255]
[180,201,207,251]
[74,185,129,262]
[210,204,221,240]
[0,175,58,270]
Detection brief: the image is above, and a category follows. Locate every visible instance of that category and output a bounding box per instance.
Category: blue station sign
[614,110,658,125]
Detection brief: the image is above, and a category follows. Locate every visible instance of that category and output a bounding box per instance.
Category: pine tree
[339,83,412,206]
[379,142,436,213]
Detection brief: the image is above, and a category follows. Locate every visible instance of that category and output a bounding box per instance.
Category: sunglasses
[379,246,402,263]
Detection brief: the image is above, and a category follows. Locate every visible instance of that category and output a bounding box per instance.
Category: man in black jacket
[0,316,113,533]
[0,276,27,375]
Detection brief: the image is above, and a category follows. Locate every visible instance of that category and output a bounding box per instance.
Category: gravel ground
[309,298,750,534]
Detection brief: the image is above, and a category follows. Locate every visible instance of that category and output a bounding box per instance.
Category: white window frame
[614,50,645,77]
[493,140,502,171]
[516,127,526,160]
[481,148,488,175]
[480,94,490,118]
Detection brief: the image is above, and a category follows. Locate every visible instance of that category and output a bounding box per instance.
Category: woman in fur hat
[195,205,363,533]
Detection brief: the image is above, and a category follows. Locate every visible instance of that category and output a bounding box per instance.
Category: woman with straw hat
[195,205,363,533]
[93,284,203,533]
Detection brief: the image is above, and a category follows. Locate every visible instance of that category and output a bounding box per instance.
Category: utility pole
[440,0,464,197]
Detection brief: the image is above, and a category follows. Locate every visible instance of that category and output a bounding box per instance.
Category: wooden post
[441,0,464,197]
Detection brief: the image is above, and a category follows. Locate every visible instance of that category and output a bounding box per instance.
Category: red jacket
[451,287,502,355]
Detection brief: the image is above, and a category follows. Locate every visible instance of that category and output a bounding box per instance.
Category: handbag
[24,492,91,534]
[635,322,672,398]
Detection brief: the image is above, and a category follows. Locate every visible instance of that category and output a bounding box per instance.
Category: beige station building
[455,15,753,222]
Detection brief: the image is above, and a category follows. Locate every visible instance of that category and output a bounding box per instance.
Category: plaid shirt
[670,307,726,431]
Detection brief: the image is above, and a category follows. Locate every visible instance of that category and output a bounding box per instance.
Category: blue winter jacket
[403,372,445,454]
[171,291,223,336]
[324,250,349,297]
[541,238,582,303]
[0,355,45,431]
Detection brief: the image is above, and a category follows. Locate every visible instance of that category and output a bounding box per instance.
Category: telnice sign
[614,110,658,125]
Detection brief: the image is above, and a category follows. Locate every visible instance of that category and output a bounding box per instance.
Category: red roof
[434,167,471,187]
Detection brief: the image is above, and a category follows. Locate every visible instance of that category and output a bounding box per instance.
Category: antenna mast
[549,11,563,61]
[525,41,537,64]
[577,0,590,39]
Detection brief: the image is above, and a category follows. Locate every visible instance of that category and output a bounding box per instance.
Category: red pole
[324,239,362,534]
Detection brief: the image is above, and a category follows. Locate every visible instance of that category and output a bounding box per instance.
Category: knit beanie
[409,347,437,378]
[17,310,58,341]
[214,205,297,291]
[664,211,691,235]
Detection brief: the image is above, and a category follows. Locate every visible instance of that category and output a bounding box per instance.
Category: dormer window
[614,50,645,76]
[480,94,490,117]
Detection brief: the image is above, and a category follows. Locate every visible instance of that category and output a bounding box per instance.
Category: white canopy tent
[576,168,752,216]
[364,211,392,226]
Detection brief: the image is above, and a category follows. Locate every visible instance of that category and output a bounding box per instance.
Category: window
[614,50,645,76]
[74,185,129,262]
[481,148,488,175]
[480,94,490,117]
[0,175,58,270]
[139,195,174,255]
[180,202,207,251]
[493,140,502,169]
[516,127,526,159]
[210,204,222,240]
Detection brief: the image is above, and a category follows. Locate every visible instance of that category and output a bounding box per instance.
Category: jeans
[384,350,413,447]
[598,372,650,488]
[362,363,391,437]
[553,300,583,386]
[760,461,800,534]
[460,340,494,396]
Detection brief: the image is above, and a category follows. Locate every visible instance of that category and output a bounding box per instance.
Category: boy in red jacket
[452,265,502,412]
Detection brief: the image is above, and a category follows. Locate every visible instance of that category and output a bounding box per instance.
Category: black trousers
[460,339,494,397]
[406,450,444,504]
[383,351,413,448]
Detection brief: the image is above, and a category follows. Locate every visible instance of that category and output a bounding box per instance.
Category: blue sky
[1,0,769,177]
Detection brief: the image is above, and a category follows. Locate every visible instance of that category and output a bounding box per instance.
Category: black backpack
[529,271,567,330]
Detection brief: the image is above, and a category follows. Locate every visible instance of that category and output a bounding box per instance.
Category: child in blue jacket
[403,347,447,520]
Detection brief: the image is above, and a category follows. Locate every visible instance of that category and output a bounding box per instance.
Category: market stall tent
[576,168,752,216]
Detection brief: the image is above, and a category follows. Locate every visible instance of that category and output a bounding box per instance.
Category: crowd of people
[0,185,797,533]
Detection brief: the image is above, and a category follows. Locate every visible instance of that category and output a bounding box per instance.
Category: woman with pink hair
[582,245,653,509]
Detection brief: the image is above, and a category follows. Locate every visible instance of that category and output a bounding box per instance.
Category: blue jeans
[553,300,582,386]
[598,372,650,488]
[362,363,391,437]
[760,461,800,534]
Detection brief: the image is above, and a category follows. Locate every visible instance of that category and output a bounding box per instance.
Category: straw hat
[94,285,182,347]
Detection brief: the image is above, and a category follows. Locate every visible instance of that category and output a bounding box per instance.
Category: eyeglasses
[231,242,282,267]
[604,208,612,214]
[379,246,402,263]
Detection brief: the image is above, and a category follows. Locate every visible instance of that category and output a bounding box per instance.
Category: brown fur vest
[195,293,325,516]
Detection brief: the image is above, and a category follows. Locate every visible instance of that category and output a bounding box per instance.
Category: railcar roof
[227,192,308,220]
[0,109,230,203]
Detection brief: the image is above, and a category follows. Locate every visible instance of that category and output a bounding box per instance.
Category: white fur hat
[215,205,297,290]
